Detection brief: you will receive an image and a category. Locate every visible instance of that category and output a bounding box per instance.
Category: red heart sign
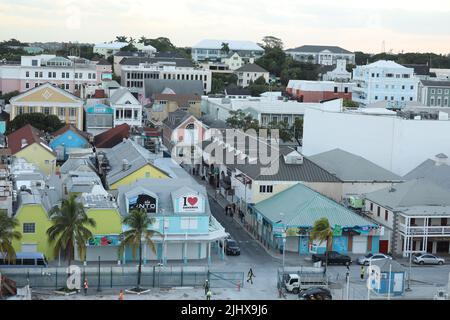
[187,197,198,206]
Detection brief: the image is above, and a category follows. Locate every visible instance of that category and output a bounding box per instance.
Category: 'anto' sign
[177,195,204,213]
[129,194,157,213]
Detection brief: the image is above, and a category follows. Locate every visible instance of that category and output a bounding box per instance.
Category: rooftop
[404,155,450,190]
[94,123,130,148]
[192,39,264,51]
[235,63,268,73]
[286,45,353,54]
[7,124,54,155]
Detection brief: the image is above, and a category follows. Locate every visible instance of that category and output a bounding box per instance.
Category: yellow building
[7,124,56,175]
[103,138,170,190]
[9,82,84,131]
[150,93,201,123]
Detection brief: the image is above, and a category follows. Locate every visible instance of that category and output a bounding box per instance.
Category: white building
[285,45,355,66]
[302,104,450,176]
[235,64,269,88]
[0,55,112,94]
[109,87,142,127]
[323,59,352,81]
[221,52,252,71]
[352,60,419,107]
[191,39,264,63]
[93,42,156,58]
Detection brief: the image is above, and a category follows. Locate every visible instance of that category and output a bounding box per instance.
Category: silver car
[413,253,445,265]
[357,253,392,265]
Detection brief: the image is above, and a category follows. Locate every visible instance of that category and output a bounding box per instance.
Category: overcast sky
[1,0,450,54]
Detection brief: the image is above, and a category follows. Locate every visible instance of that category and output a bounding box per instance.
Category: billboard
[128,194,157,213]
[176,195,204,213]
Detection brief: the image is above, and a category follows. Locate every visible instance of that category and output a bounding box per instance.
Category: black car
[225,239,241,256]
[299,287,332,300]
[311,251,352,266]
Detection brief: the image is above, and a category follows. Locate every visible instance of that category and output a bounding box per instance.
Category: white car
[413,253,445,265]
[357,253,392,265]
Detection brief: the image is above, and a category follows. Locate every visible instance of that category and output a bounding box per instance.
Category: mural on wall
[88,235,120,246]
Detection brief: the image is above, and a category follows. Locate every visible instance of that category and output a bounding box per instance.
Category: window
[370,203,373,211]
[371,73,375,78]
[25,83,29,89]
[334,87,338,93]
[431,89,435,94]
[344,87,348,93]
[438,89,443,94]
[42,107,51,115]
[69,108,76,117]
[39,72,43,78]
[62,72,65,78]
[375,96,378,100]
[377,206,380,217]
[23,223,35,233]
[88,73,91,79]
[92,73,96,79]
[26,71,29,77]
[259,185,273,193]
[58,108,66,116]
[385,210,389,221]
[32,59,38,66]
[35,71,38,77]
[431,98,435,106]
[180,217,198,230]
[53,72,56,78]
[402,85,405,90]
[65,84,69,90]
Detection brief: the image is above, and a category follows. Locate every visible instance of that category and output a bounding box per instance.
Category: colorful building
[9,83,85,130]
[85,103,114,136]
[249,183,381,255]
[7,124,56,175]
[49,124,91,161]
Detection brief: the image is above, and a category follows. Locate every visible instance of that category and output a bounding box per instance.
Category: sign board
[177,195,204,213]
[333,224,343,237]
[88,235,119,246]
[0,121,5,135]
[128,194,157,213]
[101,73,113,80]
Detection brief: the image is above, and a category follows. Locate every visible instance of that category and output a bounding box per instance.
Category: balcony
[398,223,450,236]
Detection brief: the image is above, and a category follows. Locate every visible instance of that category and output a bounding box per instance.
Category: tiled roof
[7,124,54,155]
[253,183,376,227]
[94,123,130,148]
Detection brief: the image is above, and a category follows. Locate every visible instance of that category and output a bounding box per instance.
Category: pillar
[183,242,188,264]
[207,242,211,265]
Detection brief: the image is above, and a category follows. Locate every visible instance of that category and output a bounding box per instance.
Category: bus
[0,252,48,268]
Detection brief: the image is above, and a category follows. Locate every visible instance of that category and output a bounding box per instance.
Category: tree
[0,210,21,264]
[343,99,359,109]
[118,209,161,291]
[115,36,128,42]
[211,73,238,94]
[47,195,96,266]
[226,109,247,129]
[0,90,20,104]
[268,121,293,142]
[120,43,138,52]
[7,113,65,134]
[310,217,333,271]
[254,75,267,85]
[221,42,230,54]
[138,36,148,44]
[260,36,283,50]
[293,117,303,139]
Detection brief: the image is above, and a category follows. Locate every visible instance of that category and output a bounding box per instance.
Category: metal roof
[404,157,450,190]
[309,149,402,182]
[192,39,264,51]
[286,45,352,54]
[235,63,268,73]
[253,183,376,228]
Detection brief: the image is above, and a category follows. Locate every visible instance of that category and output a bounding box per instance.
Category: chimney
[122,159,129,171]
[435,153,448,166]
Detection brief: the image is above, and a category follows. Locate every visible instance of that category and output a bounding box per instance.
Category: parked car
[357,253,392,266]
[413,253,445,265]
[299,287,332,300]
[225,239,241,256]
[311,251,352,266]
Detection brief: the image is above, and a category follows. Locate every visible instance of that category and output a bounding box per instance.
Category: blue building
[370,259,405,296]
[49,124,91,160]
[117,177,228,265]
[249,183,381,255]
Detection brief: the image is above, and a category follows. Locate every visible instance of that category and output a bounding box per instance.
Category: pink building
[0,55,112,95]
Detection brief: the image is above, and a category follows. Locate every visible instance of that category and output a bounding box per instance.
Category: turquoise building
[85,103,114,136]
[49,125,91,160]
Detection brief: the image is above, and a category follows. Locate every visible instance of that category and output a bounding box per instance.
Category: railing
[398,223,450,236]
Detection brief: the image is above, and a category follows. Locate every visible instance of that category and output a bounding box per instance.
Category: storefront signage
[88,235,119,246]
[333,224,342,236]
[177,195,204,213]
[129,194,157,213]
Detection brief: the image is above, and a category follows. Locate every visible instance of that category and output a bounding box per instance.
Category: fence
[0,266,244,290]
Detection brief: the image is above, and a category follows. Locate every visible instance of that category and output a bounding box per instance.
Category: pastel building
[94,42,156,58]
[9,83,85,130]
[118,179,228,264]
[192,39,264,63]
[49,124,91,161]
[285,45,355,66]
[85,103,114,136]
[235,64,269,88]
[286,80,353,102]
[0,55,112,94]
[109,88,142,127]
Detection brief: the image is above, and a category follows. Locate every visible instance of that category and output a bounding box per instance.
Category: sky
[1,0,450,54]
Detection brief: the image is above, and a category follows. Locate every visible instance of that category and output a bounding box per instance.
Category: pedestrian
[206,289,212,300]
[247,268,255,284]
[360,266,365,280]
[83,278,89,295]
[118,289,124,300]
[203,279,209,295]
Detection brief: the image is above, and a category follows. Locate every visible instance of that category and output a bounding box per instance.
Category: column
[403,235,408,257]
[183,242,188,264]
[207,242,211,265]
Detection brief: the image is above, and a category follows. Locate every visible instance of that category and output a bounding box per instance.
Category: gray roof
[286,45,353,54]
[162,110,192,130]
[145,79,204,98]
[109,87,135,104]
[104,139,171,186]
[397,206,450,217]
[309,149,402,182]
[371,259,405,273]
[404,157,450,190]
[117,178,210,217]
[120,57,193,68]
[365,179,450,209]
[420,80,450,87]
[253,183,377,228]
[235,64,268,73]
[60,157,96,174]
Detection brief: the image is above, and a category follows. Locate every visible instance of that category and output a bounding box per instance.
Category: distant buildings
[0,55,112,94]
[352,60,419,107]
[191,39,264,63]
[93,42,157,58]
[285,45,355,66]
[322,59,352,82]
[235,64,269,88]
[418,80,450,107]
[286,80,353,102]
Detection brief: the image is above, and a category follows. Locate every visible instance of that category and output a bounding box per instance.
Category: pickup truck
[311,251,352,266]
[284,272,328,294]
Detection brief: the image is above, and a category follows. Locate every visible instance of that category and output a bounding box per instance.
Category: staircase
[0,275,17,298]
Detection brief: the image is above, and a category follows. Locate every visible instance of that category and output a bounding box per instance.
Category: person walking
[206,289,212,300]
[360,265,365,281]
[118,289,124,300]
[247,268,255,284]
[83,278,89,295]
[203,279,210,295]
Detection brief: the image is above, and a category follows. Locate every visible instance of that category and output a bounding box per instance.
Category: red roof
[7,124,53,155]
[52,124,91,141]
[94,124,130,148]
[94,89,105,99]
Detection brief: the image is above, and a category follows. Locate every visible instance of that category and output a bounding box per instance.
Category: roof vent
[21,138,28,148]
[435,153,448,166]
[122,159,131,171]
[388,187,396,193]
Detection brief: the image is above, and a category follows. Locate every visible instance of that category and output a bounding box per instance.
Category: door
[285,237,299,253]
[436,241,450,254]
[21,244,37,253]
[393,273,403,292]
[427,241,433,253]
[352,236,367,254]
[379,240,389,254]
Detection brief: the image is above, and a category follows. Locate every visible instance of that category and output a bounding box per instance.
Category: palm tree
[46,195,96,266]
[310,217,333,271]
[138,36,147,44]
[221,42,230,55]
[119,209,161,291]
[0,210,21,264]
[115,36,128,43]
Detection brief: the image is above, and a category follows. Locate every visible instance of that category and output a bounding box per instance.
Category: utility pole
[406,236,413,291]
[97,256,101,292]
[346,265,350,300]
